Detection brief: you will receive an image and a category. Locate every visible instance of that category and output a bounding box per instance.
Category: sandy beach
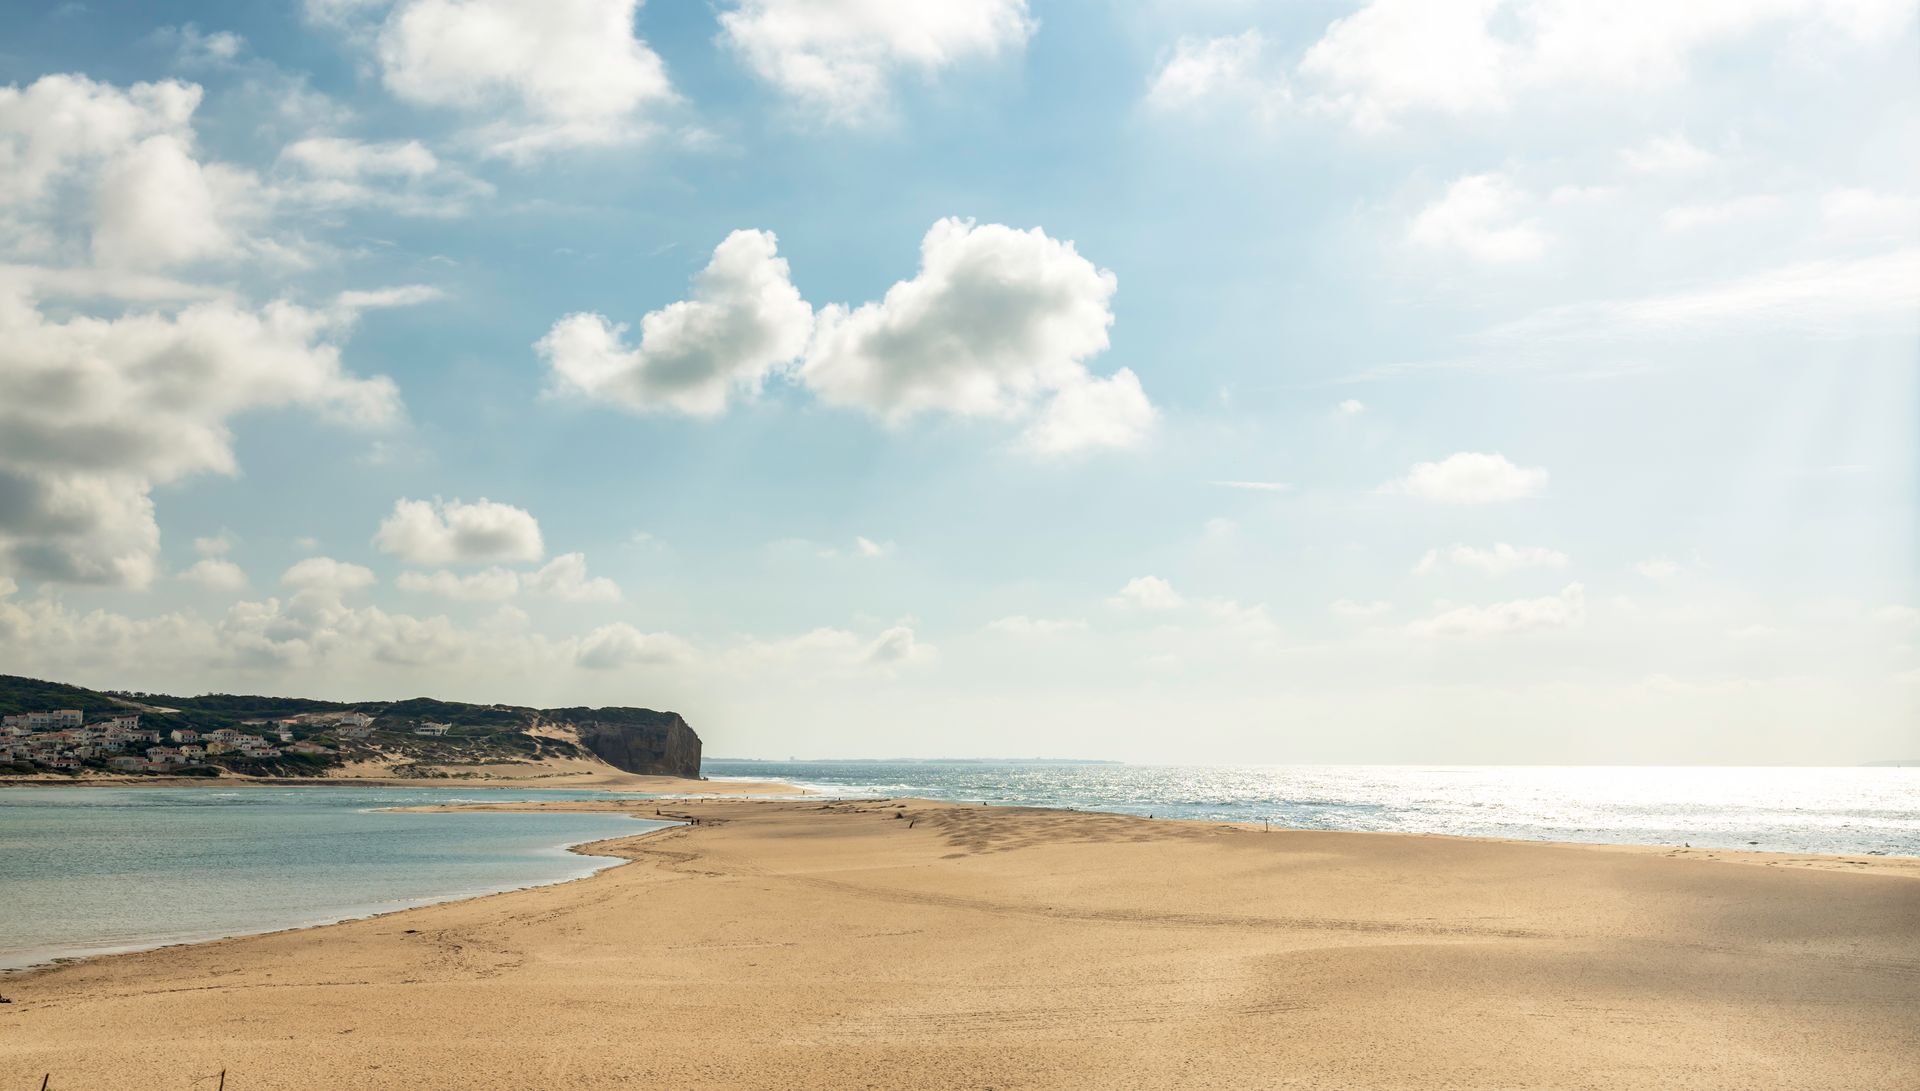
[3,798,1915,1090]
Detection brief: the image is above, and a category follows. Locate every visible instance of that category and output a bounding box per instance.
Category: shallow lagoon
[0,786,666,970]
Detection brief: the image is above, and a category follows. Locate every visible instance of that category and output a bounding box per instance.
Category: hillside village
[4,704,483,776]
[0,675,702,780]
[2,708,384,775]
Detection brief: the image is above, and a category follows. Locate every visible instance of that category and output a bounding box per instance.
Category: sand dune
[4,799,1915,1089]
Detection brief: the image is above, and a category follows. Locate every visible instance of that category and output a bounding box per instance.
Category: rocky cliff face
[546,707,701,779]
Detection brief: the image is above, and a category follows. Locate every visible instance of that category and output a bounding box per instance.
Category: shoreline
[13,794,1913,979]
[14,792,1912,979]
[5,797,1915,1089]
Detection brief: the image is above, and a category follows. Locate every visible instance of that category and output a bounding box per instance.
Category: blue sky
[1,0,1915,763]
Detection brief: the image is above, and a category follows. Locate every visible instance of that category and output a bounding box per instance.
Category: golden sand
[4,798,1915,1089]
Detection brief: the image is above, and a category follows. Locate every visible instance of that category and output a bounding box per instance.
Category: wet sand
[3,798,1915,1089]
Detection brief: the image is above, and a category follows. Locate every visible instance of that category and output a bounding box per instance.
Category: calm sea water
[706,760,1920,857]
[0,787,664,971]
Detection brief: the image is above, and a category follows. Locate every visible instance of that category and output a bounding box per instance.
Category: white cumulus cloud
[314,0,677,159]
[575,622,691,668]
[0,74,274,275]
[1407,583,1586,638]
[0,289,399,588]
[276,136,494,217]
[720,0,1033,124]
[987,614,1087,638]
[801,218,1150,454]
[334,285,445,313]
[374,497,545,565]
[0,73,429,590]
[160,25,248,67]
[1109,575,1185,611]
[722,622,934,674]
[91,134,255,269]
[1019,368,1155,456]
[1409,173,1548,263]
[526,552,622,602]
[397,552,617,602]
[178,557,249,592]
[1385,452,1549,504]
[395,566,521,601]
[539,229,812,416]
[0,74,200,208]
[1297,0,1511,129]
[1415,543,1570,576]
[544,219,1149,455]
[1146,31,1287,118]
[1635,557,1682,580]
[864,623,925,665]
[281,556,377,596]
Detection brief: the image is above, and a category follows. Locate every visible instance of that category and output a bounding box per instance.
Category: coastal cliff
[551,709,702,780]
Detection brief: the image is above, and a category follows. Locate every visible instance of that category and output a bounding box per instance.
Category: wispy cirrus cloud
[1489,249,1920,342]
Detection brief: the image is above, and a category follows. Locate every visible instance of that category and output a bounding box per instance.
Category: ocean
[0,786,663,972]
[705,760,1920,858]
